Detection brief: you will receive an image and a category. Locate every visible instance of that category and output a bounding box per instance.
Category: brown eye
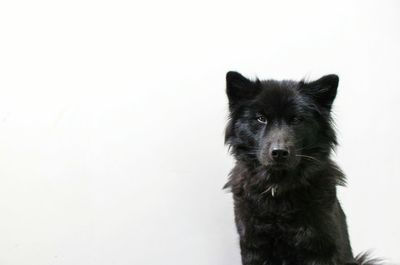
[257,114,267,124]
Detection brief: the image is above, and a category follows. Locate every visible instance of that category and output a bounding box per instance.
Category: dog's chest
[235,194,308,250]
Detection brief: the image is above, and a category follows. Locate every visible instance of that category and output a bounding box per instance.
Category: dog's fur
[224,71,381,265]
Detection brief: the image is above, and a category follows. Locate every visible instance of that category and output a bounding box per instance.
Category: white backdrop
[0,0,399,264]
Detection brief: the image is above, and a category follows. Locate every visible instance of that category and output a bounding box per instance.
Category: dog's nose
[271,148,289,161]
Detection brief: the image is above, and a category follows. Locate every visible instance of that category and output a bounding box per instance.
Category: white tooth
[271,187,275,197]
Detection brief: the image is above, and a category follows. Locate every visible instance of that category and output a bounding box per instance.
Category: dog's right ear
[302,74,339,111]
[226,71,259,107]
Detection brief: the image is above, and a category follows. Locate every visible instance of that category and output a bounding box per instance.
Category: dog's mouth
[259,155,301,171]
[270,162,290,169]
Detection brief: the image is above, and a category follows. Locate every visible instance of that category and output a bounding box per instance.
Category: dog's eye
[256,114,267,124]
[291,116,303,124]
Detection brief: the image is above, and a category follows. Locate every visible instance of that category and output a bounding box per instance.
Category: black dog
[224,72,381,265]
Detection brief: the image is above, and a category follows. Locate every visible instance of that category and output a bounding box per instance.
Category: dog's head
[225,71,338,175]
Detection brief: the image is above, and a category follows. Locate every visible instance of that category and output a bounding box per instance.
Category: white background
[0,0,399,264]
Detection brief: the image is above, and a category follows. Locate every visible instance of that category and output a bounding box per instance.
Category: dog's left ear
[303,74,339,110]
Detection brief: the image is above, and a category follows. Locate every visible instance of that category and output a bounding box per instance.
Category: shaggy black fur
[224,71,381,265]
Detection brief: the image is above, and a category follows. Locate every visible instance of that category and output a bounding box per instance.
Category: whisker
[295,154,321,163]
[295,143,317,152]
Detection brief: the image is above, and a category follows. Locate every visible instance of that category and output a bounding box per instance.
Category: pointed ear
[303,74,339,110]
[226,71,259,107]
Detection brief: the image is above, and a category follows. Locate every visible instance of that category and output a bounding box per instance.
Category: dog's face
[225,71,338,174]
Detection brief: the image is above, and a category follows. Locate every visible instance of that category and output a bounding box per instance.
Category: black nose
[271,148,289,161]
